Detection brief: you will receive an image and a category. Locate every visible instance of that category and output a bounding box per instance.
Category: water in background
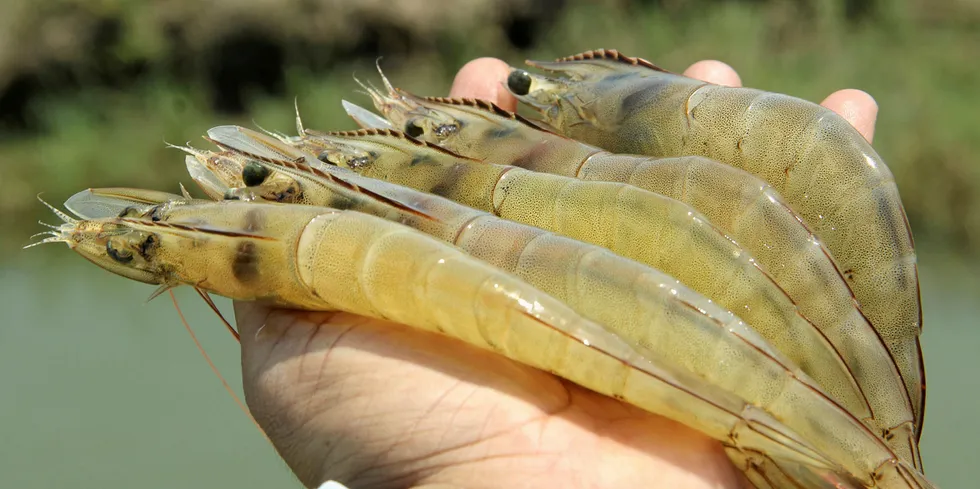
[2,242,976,488]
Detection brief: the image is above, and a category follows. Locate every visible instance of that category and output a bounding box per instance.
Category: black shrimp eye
[106,241,134,264]
[404,120,425,138]
[242,161,271,187]
[507,70,532,96]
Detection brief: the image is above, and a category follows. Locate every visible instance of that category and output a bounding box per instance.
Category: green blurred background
[1,0,977,487]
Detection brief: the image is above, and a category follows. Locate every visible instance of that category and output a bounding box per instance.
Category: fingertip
[449,57,518,112]
[820,89,878,143]
[683,60,742,87]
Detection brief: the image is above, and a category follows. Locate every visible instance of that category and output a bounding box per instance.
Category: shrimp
[31,197,876,489]
[504,49,925,445]
[340,87,917,467]
[207,125,875,425]
[41,193,932,489]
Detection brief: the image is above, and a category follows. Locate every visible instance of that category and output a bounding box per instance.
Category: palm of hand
[235,58,877,489]
[237,302,738,488]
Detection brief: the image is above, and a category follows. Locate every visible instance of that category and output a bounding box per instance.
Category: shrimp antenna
[166,140,209,159]
[293,97,305,135]
[25,196,75,249]
[178,183,193,199]
[374,57,398,97]
[168,289,271,443]
[146,283,175,303]
[37,194,77,224]
[249,119,286,142]
[351,73,390,109]
[194,288,239,341]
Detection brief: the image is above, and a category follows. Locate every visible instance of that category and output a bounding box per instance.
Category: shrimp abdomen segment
[633,81,924,433]
[579,152,915,440]
[293,210,852,478]
[482,170,868,420]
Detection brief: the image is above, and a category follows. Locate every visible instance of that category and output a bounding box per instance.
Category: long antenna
[168,290,271,444]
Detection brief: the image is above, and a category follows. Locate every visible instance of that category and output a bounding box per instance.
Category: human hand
[238,55,877,489]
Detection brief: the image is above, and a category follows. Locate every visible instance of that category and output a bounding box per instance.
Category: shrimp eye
[242,161,271,187]
[404,120,425,138]
[507,70,532,96]
[435,124,458,138]
[349,156,371,169]
[106,240,134,264]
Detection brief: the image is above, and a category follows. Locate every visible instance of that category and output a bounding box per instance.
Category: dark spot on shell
[232,241,259,283]
[275,184,301,203]
[507,70,532,96]
[404,120,424,138]
[223,189,241,200]
[106,240,133,264]
[138,234,158,259]
[148,205,165,222]
[485,126,515,139]
[429,163,469,198]
[117,206,141,218]
[410,154,431,166]
[242,161,271,187]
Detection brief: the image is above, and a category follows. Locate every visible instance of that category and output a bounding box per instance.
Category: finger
[683,60,742,87]
[820,89,878,143]
[449,57,517,111]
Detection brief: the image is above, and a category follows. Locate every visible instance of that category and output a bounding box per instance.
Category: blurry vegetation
[1,0,978,254]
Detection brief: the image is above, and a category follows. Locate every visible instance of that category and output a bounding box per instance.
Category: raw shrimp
[207,125,872,425]
[341,89,916,465]
[45,192,930,489]
[505,50,924,443]
[31,198,870,489]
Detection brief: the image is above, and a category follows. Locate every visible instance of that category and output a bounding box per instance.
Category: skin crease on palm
[235,58,879,489]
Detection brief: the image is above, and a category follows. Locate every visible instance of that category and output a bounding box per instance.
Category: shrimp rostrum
[34,196,880,488]
[504,50,924,446]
